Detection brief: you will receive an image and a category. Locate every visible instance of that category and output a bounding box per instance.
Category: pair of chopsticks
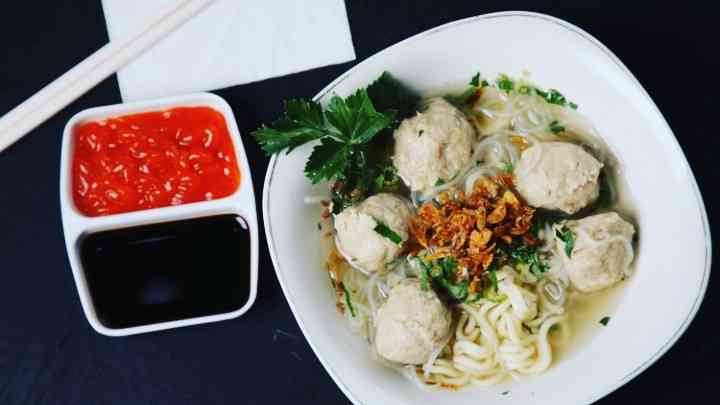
[0,0,216,153]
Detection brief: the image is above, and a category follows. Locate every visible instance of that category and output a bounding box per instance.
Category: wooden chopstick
[0,0,216,153]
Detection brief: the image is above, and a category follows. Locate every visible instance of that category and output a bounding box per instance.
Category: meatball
[515,142,603,214]
[556,212,635,293]
[375,279,452,365]
[393,97,475,193]
[334,193,413,273]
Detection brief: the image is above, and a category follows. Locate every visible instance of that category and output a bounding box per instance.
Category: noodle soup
[254,72,638,390]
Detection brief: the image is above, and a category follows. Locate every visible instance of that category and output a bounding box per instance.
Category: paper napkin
[101,0,356,101]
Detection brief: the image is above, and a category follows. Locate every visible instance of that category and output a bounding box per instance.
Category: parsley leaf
[373,221,403,245]
[324,89,395,144]
[503,162,514,173]
[366,72,421,122]
[555,226,575,258]
[304,138,351,184]
[470,72,481,87]
[253,99,327,155]
[549,120,565,134]
[255,71,420,211]
[599,316,610,326]
[434,178,446,187]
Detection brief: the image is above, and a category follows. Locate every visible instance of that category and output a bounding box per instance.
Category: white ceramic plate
[262,12,711,405]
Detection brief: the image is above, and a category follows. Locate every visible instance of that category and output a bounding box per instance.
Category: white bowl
[262,11,711,405]
[60,92,258,336]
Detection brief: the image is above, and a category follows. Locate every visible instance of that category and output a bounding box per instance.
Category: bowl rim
[262,11,712,404]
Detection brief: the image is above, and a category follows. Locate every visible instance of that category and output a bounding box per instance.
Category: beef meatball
[334,193,413,273]
[555,212,635,293]
[393,98,475,194]
[375,279,452,365]
[515,142,603,214]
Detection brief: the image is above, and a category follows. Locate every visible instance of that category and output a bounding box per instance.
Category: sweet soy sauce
[80,214,251,329]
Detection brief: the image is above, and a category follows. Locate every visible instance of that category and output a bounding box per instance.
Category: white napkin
[101,0,356,101]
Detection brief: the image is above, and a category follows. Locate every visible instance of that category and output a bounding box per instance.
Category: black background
[0,1,717,404]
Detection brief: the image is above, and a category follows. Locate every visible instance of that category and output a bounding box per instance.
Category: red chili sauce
[72,107,241,216]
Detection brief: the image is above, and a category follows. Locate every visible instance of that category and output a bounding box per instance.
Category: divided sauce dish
[60,92,258,336]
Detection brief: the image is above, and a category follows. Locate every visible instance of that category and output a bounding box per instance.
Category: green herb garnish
[435,257,469,301]
[555,226,575,258]
[434,178,446,187]
[416,256,471,302]
[252,99,327,155]
[534,87,577,109]
[503,162,514,173]
[373,163,401,192]
[470,73,489,88]
[373,221,403,245]
[445,87,478,106]
[445,72,490,107]
[438,278,469,301]
[255,88,394,184]
[548,120,565,134]
[496,242,550,278]
[488,268,499,292]
[545,89,567,105]
[342,283,356,317]
[599,316,611,326]
[453,72,579,110]
[497,74,515,93]
[466,292,483,303]
[366,71,422,121]
[417,257,432,291]
[254,72,420,212]
[317,222,322,231]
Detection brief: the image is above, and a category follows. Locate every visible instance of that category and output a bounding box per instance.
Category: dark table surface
[1,1,717,404]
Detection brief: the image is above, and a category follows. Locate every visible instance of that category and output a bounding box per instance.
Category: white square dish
[262,11,711,405]
[60,92,258,336]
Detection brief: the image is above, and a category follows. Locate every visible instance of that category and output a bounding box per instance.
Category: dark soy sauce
[80,214,251,329]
